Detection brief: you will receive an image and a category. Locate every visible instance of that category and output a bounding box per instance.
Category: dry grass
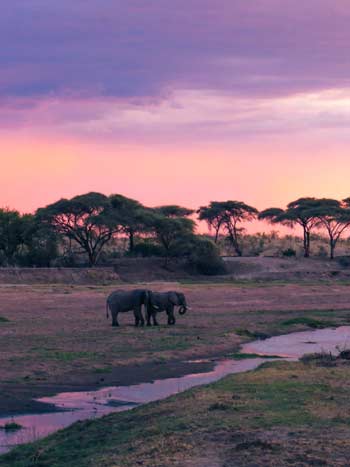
[1,283,350,386]
[4,360,350,466]
[2,282,350,465]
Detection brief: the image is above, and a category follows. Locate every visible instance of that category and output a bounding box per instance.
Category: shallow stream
[1,326,350,455]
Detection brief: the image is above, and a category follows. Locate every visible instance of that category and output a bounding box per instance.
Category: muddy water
[1,326,350,455]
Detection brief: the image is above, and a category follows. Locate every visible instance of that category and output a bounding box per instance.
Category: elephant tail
[106,300,110,319]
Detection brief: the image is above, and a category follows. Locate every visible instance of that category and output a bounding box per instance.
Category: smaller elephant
[106,289,150,327]
[147,291,188,326]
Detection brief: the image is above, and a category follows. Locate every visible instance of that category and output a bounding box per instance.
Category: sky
[1,0,350,221]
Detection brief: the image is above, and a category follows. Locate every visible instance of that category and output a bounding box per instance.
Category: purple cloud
[1,1,350,100]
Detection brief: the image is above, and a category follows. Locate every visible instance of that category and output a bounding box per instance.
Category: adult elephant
[106,289,150,327]
[147,291,188,326]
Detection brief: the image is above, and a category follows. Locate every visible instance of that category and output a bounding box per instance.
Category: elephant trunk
[178,305,187,315]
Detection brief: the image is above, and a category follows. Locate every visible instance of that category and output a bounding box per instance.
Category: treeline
[1,194,350,272]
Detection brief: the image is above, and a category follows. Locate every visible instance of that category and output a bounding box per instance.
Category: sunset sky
[1,1,350,218]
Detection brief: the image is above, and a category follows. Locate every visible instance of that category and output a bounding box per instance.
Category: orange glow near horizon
[1,133,349,221]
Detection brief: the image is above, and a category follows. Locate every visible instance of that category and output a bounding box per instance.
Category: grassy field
[2,282,350,385]
[3,359,350,466]
[2,281,350,465]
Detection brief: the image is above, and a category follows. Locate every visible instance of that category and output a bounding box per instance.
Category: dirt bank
[1,257,350,284]
[0,267,120,285]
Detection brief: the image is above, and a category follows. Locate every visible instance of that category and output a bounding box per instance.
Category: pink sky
[2,1,350,230]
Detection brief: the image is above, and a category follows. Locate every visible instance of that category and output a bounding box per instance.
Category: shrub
[337,256,350,268]
[300,351,336,367]
[186,237,227,275]
[282,248,296,257]
[0,422,22,431]
[132,240,165,257]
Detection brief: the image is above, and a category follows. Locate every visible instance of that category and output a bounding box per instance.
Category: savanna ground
[2,276,350,465]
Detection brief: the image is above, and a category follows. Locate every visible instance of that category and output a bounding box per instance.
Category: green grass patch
[93,366,113,374]
[230,352,282,360]
[37,350,101,362]
[0,423,22,432]
[235,328,270,339]
[0,316,9,323]
[280,317,336,328]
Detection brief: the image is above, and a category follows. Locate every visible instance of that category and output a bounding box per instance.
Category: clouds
[2,88,350,145]
[1,1,350,100]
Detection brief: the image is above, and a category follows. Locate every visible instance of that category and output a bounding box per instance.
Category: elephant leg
[152,312,159,326]
[112,309,119,327]
[146,304,154,326]
[139,307,145,326]
[167,306,176,325]
[134,307,144,327]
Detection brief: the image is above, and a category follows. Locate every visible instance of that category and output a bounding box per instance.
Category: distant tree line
[1,194,350,272]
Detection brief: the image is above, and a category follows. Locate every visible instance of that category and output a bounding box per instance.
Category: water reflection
[241,325,350,358]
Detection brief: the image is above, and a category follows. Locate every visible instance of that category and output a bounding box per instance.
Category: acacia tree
[259,198,319,257]
[37,192,119,266]
[197,202,226,243]
[109,194,154,253]
[198,201,258,253]
[311,198,350,259]
[154,205,194,218]
[219,201,258,256]
[150,205,195,265]
[152,215,195,266]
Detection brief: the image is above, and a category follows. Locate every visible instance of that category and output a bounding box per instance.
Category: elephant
[106,289,150,327]
[146,291,188,326]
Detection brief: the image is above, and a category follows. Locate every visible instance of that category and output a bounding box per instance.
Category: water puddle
[241,325,350,358]
[1,326,350,454]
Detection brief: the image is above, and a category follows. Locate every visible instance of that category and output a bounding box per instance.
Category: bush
[186,236,227,275]
[337,256,350,268]
[282,248,296,257]
[132,240,165,257]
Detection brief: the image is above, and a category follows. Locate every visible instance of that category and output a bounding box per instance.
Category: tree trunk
[214,229,219,244]
[129,231,135,253]
[228,229,242,256]
[330,238,335,260]
[303,230,310,258]
[88,249,98,266]
[88,252,95,266]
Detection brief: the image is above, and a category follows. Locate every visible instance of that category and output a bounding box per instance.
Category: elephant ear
[149,292,156,306]
[149,292,160,310]
[168,292,179,305]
